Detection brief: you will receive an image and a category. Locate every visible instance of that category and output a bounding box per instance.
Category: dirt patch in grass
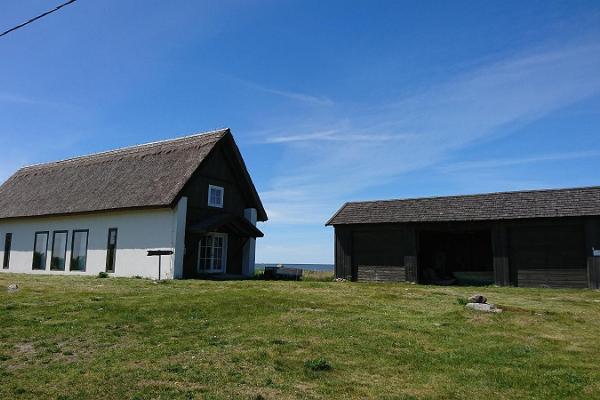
[14,342,35,355]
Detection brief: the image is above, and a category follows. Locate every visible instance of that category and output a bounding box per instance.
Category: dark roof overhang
[187,213,264,238]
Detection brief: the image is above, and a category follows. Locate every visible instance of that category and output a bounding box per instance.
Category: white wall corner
[172,196,188,279]
[242,208,258,277]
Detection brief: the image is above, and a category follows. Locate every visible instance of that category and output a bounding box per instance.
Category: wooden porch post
[335,227,353,281]
[404,226,418,283]
[585,219,600,290]
[491,224,510,286]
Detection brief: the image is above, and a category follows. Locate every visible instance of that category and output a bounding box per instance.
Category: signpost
[147,250,174,281]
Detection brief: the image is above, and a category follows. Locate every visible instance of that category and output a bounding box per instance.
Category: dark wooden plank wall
[509,223,587,287]
[352,228,412,283]
[357,266,406,282]
[182,144,250,221]
[518,269,588,288]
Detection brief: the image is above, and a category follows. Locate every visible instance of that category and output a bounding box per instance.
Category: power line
[0,0,78,39]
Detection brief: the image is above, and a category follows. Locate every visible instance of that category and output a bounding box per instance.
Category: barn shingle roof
[326,186,600,225]
[0,128,266,221]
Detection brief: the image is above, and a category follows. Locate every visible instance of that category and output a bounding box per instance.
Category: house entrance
[197,233,228,273]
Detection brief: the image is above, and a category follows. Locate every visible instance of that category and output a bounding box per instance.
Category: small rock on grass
[7,283,19,292]
[466,302,502,313]
[468,294,487,304]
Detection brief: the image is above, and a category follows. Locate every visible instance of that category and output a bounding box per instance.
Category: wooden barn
[327,187,600,289]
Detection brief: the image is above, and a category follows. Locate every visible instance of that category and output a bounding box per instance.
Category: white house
[0,129,267,279]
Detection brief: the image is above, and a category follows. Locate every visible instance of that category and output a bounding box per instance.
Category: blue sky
[1,1,600,264]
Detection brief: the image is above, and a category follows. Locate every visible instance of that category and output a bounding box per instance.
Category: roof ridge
[20,128,229,171]
[345,185,600,205]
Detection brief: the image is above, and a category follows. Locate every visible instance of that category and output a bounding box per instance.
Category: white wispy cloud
[219,73,334,106]
[440,150,600,172]
[259,39,600,225]
[263,129,413,143]
[248,83,334,106]
[0,92,72,109]
[0,93,37,105]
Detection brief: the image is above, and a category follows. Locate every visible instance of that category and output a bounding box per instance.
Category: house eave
[0,204,174,222]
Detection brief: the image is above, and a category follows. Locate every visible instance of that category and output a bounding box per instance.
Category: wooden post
[404,226,418,283]
[585,219,600,289]
[158,255,162,281]
[491,224,510,286]
[335,228,353,281]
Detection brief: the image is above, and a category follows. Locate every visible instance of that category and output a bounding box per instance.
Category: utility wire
[0,0,78,39]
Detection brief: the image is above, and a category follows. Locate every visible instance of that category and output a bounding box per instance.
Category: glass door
[197,233,227,273]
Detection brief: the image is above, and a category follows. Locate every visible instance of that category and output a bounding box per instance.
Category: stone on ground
[465,302,502,313]
[468,294,487,304]
[7,283,19,292]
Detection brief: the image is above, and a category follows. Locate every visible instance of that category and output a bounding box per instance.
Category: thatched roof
[326,186,600,225]
[0,128,267,221]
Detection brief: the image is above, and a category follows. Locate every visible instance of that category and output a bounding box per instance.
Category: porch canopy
[187,213,263,238]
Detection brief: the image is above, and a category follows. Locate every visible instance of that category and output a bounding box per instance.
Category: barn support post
[335,227,353,281]
[585,219,600,289]
[404,226,418,283]
[491,224,510,286]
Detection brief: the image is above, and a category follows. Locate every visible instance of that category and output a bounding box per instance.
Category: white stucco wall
[0,201,187,279]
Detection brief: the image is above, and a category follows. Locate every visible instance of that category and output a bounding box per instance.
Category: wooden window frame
[3,233,12,269]
[50,230,69,271]
[207,185,224,208]
[105,228,118,273]
[32,231,49,270]
[70,229,89,272]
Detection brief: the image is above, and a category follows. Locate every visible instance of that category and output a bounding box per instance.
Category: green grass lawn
[1,273,600,400]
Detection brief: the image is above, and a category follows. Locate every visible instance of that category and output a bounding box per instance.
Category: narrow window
[208,185,224,208]
[3,233,12,269]
[50,231,68,271]
[32,232,49,270]
[106,228,118,273]
[70,230,89,271]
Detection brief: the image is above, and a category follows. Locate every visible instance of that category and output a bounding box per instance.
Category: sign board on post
[147,250,174,280]
[593,248,600,257]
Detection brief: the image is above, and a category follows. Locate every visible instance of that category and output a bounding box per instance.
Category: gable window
[106,228,118,273]
[208,185,224,208]
[50,231,68,271]
[70,230,89,271]
[32,232,49,270]
[197,233,227,273]
[3,233,12,269]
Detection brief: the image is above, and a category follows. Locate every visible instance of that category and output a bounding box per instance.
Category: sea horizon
[256,263,334,272]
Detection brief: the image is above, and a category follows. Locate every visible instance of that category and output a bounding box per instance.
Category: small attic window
[208,185,224,208]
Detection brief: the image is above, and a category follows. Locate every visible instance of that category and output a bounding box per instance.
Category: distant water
[256,263,334,272]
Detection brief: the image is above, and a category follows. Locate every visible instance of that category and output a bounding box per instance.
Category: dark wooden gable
[176,133,266,222]
[180,136,265,278]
